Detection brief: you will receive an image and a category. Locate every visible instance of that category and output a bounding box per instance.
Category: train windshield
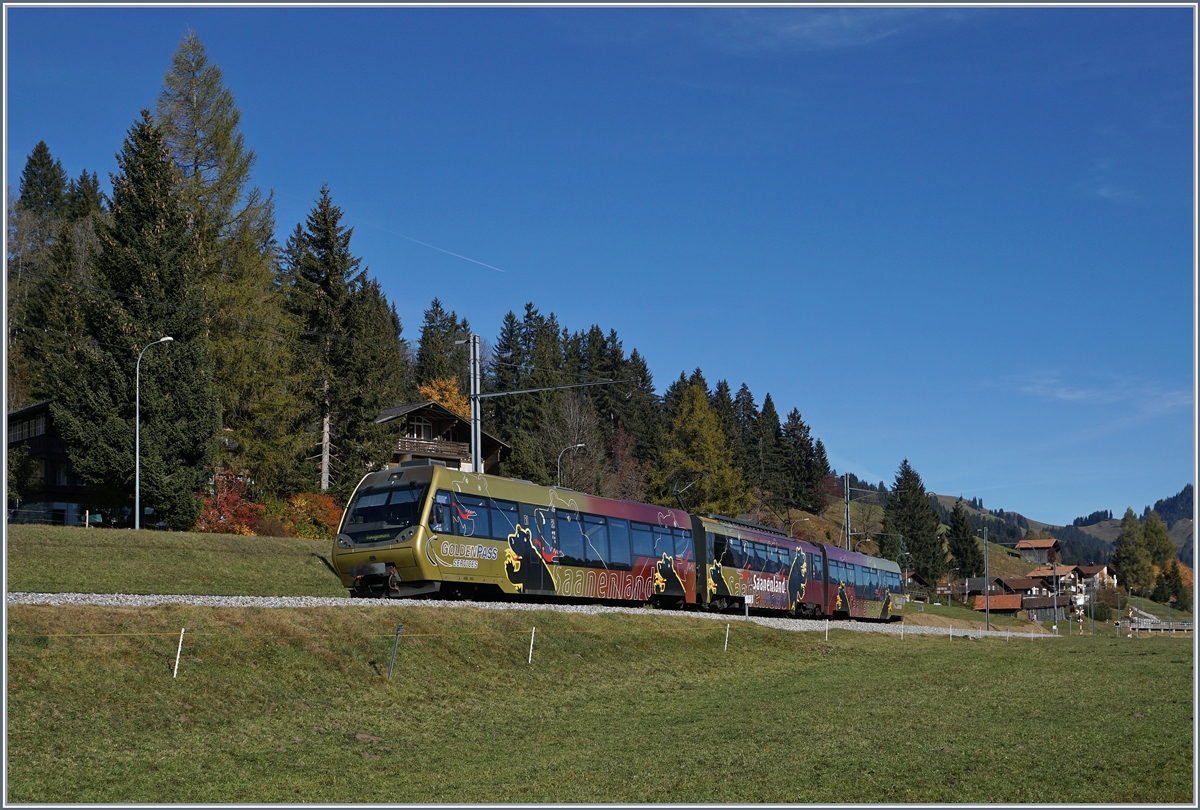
[342,482,429,545]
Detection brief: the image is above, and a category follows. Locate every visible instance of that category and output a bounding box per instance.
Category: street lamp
[557,443,585,488]
[788,518,810,538]
[135,336,173,531]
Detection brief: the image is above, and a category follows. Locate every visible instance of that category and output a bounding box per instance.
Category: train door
[514,501,549,594]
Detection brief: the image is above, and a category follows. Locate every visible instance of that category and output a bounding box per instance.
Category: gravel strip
[7,592,1048,639]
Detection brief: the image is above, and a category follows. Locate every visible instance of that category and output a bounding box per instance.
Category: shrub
[195,470,264,535]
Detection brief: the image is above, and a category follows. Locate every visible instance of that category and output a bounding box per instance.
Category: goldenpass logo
[440,541,500,562]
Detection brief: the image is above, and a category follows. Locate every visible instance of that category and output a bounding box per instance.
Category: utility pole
[983,525,990,632]
[844,473,851,549]
[456,333,630,475]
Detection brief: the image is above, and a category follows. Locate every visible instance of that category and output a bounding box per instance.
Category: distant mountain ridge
[927,484,1194,568]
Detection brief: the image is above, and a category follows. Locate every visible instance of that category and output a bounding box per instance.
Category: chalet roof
[1027,565,1077,579]
[974,594,1023,611]
[1001,578,1045,592]
[376,400,508,446]
[377,400,453,423]
[1016,538,1060,549]
[1074,564,1111,576]
[1022,595,1072,609]
[6,399,54,419]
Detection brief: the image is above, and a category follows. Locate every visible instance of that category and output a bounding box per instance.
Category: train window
[673,528,692,561]
[583,514,609,566]
[631,523,654,559]
[723,538,739,568]
[343,483,430,545]
[812,554,824,581]
[451,494,489,538]
[752,542,768,572]
[608,518,632,567]
[556,512,586,564]
[489,499,519,540]
[710,533,727,566]
[652,526,674,558]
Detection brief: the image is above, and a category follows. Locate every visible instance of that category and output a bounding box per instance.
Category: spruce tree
[17,140,66,219]
[881,459,944,581]
[49,112,219,529]
[414,297,470,390]
[155,31,307,492]
[282,185,405,498]
[947,500,985,578]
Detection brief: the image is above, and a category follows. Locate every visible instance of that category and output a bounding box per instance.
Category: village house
[1015,537,1061,565]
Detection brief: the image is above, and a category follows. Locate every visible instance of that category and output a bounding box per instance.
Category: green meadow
[5,525,1194,803]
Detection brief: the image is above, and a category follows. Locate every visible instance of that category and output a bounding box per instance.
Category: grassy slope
[5,526,1192,802]
[6,525,345,597]
[6,604,1192,803]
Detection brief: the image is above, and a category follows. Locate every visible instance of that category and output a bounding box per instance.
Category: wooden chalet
[376,401,509,475]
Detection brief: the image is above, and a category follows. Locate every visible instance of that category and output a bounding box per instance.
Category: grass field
[6,604,1193,803]
[6,524,344,597]
[5,525,1194,802]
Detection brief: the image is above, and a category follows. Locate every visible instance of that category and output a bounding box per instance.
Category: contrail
[275,187,505,272]
[390,232,505,273]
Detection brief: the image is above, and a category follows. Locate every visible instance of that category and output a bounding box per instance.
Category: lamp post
[788,518,810,538]
[557,443,585,488]
[135,336,173,531]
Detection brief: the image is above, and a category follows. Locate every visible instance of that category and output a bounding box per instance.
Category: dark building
[6,399,96,526]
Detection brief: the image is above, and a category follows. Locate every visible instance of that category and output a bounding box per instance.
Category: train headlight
[336,535,352,549]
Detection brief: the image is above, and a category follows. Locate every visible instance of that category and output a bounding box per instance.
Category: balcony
[394,436,470,459]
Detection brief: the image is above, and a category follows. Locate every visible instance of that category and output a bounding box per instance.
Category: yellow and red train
[331,461,905,621]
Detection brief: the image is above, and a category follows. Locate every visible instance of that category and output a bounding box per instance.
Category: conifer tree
[49,112,219,528]
[282,185,405,498]
[650,383,749,517]
[1142,510,1176,568]
[155,31,307,491]
[17,140,66,220]
[1110,507,1153,595]
[614,349,660,467]
[710,381,741,467]
[947,500,985,578]
[881,459,944,581]
[414,297,470,390]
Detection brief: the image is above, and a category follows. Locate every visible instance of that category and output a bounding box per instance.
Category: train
[331,460,906,621]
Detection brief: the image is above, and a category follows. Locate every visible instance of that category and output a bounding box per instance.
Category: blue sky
[5,6,1195,526]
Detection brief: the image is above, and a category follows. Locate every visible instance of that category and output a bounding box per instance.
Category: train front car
[332,461,697,605]
[820,544,907,621]
[694,515,826,617]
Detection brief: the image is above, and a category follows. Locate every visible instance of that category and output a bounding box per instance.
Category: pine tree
[155,31,307,492]
[946,500,985,578]
[881,459,944,581]
[1110,507,1153,595]
[282,185,405,498]
[650,383,749,517]
[750,392,785,498]
[615,349,660,467]
[49,111,219,529]
[1142,510,1176,568]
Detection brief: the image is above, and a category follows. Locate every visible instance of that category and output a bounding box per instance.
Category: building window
[7,415,46,444]
[409,417,432,441]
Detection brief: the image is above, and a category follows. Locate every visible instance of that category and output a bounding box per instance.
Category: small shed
[972,593,1023,616]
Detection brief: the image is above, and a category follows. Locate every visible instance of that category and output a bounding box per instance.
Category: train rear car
[331,461,696,605]
[819,544,906,621]
[693,515,827,617]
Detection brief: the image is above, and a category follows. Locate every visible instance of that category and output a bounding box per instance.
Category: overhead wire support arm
[475,379,635,400]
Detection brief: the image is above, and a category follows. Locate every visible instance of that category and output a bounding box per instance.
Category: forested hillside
[7,31,1191,601]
